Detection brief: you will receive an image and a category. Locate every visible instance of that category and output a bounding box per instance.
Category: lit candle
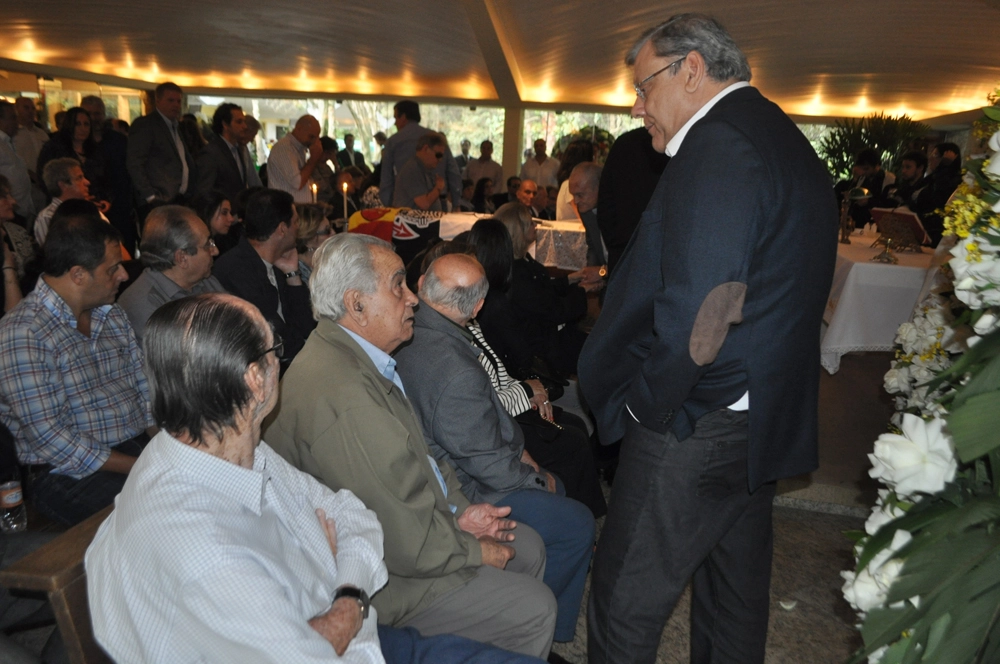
[310,183,318,204]
[342,181,349,220]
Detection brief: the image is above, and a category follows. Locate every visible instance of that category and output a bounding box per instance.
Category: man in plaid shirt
[0,200,154,526]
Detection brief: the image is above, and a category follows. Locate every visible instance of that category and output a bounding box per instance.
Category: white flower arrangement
[846,117,1000,664]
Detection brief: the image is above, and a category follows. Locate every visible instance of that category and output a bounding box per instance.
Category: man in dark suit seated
[194,103,254,202]
[212,188,316,371]
[580,14,838,664]
[491,176,520,211]
[126,82,197,219]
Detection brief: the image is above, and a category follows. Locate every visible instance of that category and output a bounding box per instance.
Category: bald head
[291,115,321,147]
[569,162,602,214]
[419,254,489,324]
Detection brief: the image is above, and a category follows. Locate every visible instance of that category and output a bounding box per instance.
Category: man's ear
[344,289,367,325]
[68,265,89,285]
[472,297,485,319]
[245,360,267,404]
[174,249,188,268]
[417,274,426,293]
[682,50,708,93]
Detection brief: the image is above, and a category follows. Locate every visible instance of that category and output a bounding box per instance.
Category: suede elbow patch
[689,282,746,366]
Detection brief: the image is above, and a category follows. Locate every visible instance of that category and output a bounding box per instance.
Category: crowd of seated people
[835,142,964,246]
[0,78,977,663]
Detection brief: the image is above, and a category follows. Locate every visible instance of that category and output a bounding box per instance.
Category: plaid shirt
[0,278,153,478]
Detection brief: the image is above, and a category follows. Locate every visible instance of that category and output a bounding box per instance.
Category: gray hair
[626,13,751,84]
[419,256,489,320]
[42,158,82,198]
[139,205,200,271]
[570,162,602,189]
[310,233,385,321]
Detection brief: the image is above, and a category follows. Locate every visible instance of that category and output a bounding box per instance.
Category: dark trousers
[25,436,148,527]
[518,410,606,518]
[588,409,776,664]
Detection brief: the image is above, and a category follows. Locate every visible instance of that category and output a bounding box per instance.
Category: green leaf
[845,529,867,543]
[950,351,1000,411]
[948,392,1000,462]
[856,502,956,571]
[984,106,1000,122]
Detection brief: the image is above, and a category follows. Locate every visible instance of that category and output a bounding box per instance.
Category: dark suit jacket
[597,127,669,273]
[126,112,196,203]
[195,134,249,201]
[212,236,316,367]
[336,148,367,172]
[578,86,838,490]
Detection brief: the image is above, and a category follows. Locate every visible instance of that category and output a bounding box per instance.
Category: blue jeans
[378,624,544,663]
[26,437,147,527]
[496,483,595,642]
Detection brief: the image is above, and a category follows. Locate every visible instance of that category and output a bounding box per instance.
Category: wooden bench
[0,505,113,664]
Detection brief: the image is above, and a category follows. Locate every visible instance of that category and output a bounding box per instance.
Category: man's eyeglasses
[253,333,284,362]
[634,54,688,101]
[201,238,217,252]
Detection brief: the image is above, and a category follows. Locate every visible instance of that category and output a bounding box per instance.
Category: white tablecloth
[820,230,935,374]
[437,213,588,270]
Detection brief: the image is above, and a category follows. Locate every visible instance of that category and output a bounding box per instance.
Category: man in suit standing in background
[579,14,838,664]
[336,133,369,175]
[126,82,196,223]
[195,103,252,202]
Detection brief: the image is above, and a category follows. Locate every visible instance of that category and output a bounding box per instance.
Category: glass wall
[185,96,506,170]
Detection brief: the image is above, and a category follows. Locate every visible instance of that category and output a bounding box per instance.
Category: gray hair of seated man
[140,205,201,272]
[42,157,82,198]
[419,254,489,320]
[145,293,272,446]
[310,233,386,322]
[626,13,751,84]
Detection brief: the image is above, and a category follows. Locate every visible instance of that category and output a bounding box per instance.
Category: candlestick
[342,182,349,220]
[310,183,318,204]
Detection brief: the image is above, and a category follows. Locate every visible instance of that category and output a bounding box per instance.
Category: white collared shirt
[86,431,387,663]
[664,81,750,158]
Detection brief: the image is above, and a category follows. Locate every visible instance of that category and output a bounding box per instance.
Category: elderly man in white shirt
[86,292,543,664]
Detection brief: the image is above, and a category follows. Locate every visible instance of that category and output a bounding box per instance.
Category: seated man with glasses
[392,132,447,212]
[118,205,225,344]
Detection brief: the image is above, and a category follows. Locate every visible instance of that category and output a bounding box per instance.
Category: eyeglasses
[253,333,284,362]
[634,54,688,101]
[201,238,216,252]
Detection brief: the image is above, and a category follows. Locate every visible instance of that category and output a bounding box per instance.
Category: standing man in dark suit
[579,15,838,664]
[194,103,252,202]
[126,82,196,223]
[336,133,369,175]
[596,126,669,274]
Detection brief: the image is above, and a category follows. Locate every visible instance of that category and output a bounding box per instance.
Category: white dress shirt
[268,133,313,203]
[0,129,35,218]
[520,156,560,189]
[86,431,388,663]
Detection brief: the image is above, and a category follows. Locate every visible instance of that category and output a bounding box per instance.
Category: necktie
[170,121,190,195]
[232,144,246,184]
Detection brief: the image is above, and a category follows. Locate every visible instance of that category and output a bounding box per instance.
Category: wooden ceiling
[2,0,1000,121]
